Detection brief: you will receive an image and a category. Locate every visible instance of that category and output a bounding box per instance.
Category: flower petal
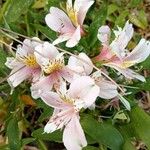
[67,52,93,75]
[74,0,94,25]
[8,67,31,87]
[96,79,118,99]
[30,76,53,99]
[68,76,99,107]
[66,26,81,47]
[110,21,134,59]
[53,34,71,46]
[124,39,150,65]
[63,114,87,150]
[45,7,75,34]
[106,64,145,82]
[97,25,111,45]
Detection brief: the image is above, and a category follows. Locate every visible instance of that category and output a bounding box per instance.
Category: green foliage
[81,115,124,150]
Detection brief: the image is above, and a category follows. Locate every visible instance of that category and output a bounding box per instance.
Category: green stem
[37,140,47,150]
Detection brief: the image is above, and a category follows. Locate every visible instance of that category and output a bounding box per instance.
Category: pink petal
[66,26,81,47]
[45,7,75,34]
[63,114,87,150]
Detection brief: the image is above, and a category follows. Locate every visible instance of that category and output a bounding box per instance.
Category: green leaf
[22,138,36,146]
[7,117,21,150]
[88,2,108,47]
[140,56,150,69]
[32,128,62,143]
[129,106,150,149]
[33,24,56,41]
[83,146,99,150]
[108,4,119,15]
[129,10,148,29]
[115,10,129,27]
[128,0,142,7]
[81,115,124,150]
[5,0,34,23]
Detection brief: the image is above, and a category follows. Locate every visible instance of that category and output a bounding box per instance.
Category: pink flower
[40,76,100,150]
[45,0,94,47]
[68,53,118,99]
[5,38,41,89]
[95,21,150,82]
[31,42,74,99]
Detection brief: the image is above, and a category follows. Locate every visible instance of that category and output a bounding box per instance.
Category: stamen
[43,59,64,74]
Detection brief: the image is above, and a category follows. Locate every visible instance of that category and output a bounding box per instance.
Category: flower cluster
[5,0,150,150]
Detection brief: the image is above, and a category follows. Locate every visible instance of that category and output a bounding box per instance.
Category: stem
[0,28,125,93]
[37,140,47,150]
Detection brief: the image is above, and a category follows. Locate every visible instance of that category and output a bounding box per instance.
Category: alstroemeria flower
[5,38,41,89]
[31,42,74,99]
[40,76,99,150]
[95,21,150,82]
[45,0,94,47]
[68,53,118,99]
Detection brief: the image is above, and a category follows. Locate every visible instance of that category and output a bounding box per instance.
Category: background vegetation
[0,0,150,150]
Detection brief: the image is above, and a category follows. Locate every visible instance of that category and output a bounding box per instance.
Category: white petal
[97,25,111,45]
[66,26,81,47]
[124,39,150,65]
[110,21,134,58]
[45,7,75,34]
[96,79,118,99]
[67,52,93,75]
[63,115,87,150]
[74,0,94,25]
[106,64,145,82]
[8,67,31,87]
[68,76,99,107]
[52,34,71,45]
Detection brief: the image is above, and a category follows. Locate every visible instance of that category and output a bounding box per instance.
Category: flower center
[43,59,64,74]
[21,55,39,68]
[67,7,78,27]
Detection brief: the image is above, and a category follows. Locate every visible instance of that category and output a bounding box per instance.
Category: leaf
[81,115,124,150]
[32,128,62,143]
[83,146,99,150]
[5,0,34,23]
[33,24,56,41]
[129,10,148,30]
[140,56,150,69]
[118,94,131,111]
[115,10,129,27]
[7,117,21,150]
[88,2,108,47]
[22,138,36,146]
[108,4,119,15]
[128,0,142,7]
[129,106,150,149]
